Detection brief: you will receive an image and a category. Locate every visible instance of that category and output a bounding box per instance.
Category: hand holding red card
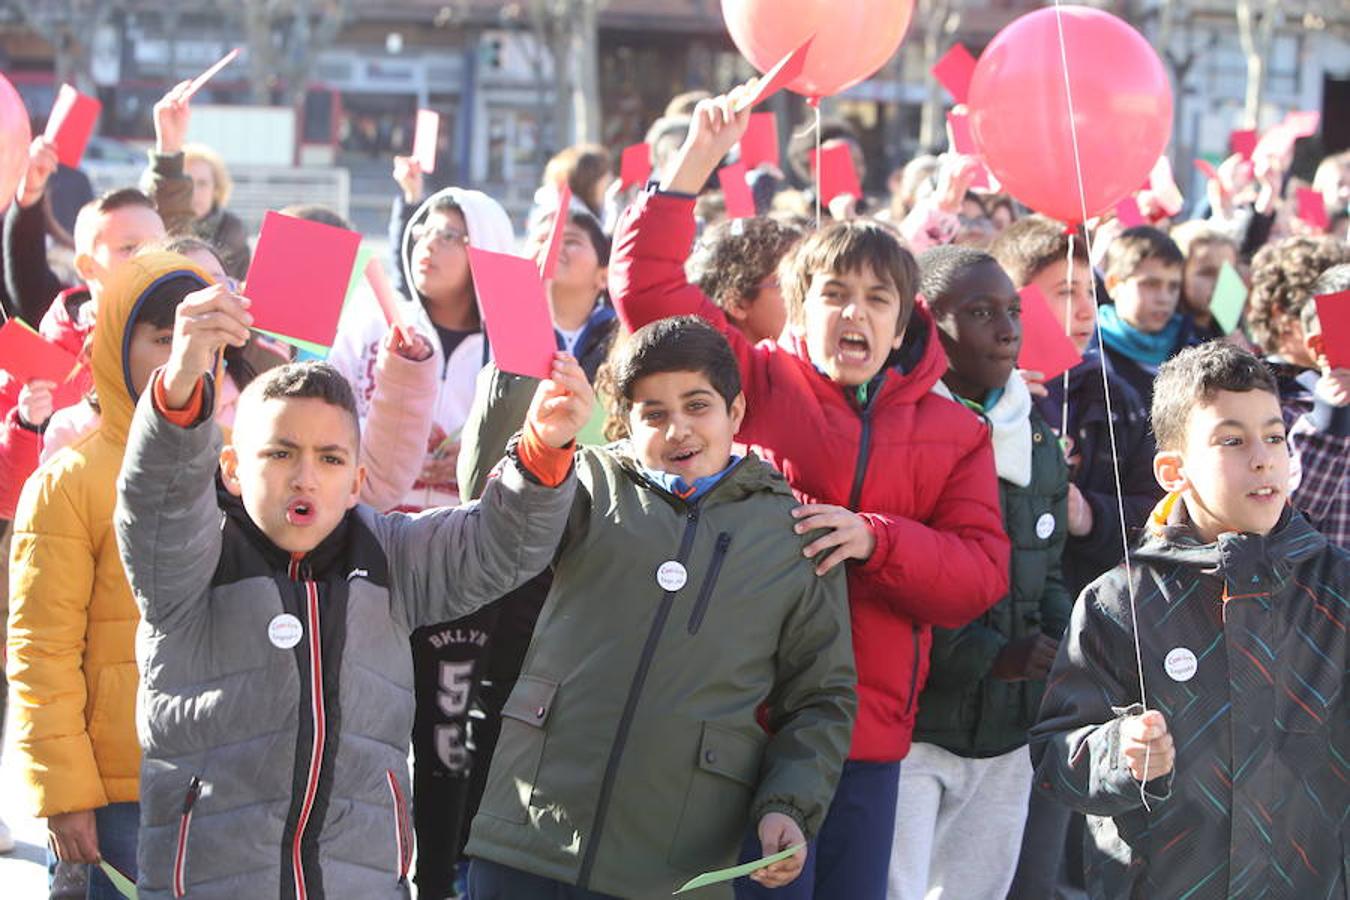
[43,85,101,168]
[413,109,439,174]
[0,318,79,385]
[1313,290,1350,369]
[538,182,573,280]
[244,212,361,350]
[619,143,652,190]
[737,112,779,170]
[811,141,862,207]
[1017,285,1082,382]
[719,162,756,219]
[733,38,814,112]
[931,43,977,104]
[945,110,993,191]
[466,247,556,380]
[1229,129,1258,161]
[183,47,241,101]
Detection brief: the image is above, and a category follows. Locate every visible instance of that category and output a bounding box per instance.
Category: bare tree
[1235,0,1280,128]
[917,0,961,150]
[514,0,608,147]
[3,0,122,94]
[233,0,352,108]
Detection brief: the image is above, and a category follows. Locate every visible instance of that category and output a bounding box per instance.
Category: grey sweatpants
[888,742,1033,900]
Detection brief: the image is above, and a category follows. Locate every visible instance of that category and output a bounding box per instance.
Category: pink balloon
[0,73,30,212]
[722,0,914,100]
[968,6,1172,224]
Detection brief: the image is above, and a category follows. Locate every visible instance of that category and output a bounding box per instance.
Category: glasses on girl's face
[412,224,469,247]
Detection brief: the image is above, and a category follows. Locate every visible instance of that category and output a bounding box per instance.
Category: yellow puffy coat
[7,253,210,816]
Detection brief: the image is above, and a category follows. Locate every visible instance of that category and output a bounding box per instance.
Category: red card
[1017,285,1083,382]
[1114,196,1146,228]
[43,85,101,168]
[947,110,976,155]
[737,112,779,169]
[538,181,573,281]
[364,256,404,328]
[1228,129,1257,160]
[734,37,814,112]
[0,318,80,385]
[619,142,652,190]
[413,109,439,174]
[466,247,556,380]
[931,43,977,104]
[1313,290,1350,369]
[811,141,862,207]
[1283,110,1321,139]
[719,162,755,219]
[1193,158,1219,181]
[1296,188,1329,232]
[244,211,361,348]
[183,47,241,101]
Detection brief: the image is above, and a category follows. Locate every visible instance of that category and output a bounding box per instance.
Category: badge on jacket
[269,613,304,649]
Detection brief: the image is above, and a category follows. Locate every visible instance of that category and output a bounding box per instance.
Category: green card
[256,328,330,359]
[575,402,609,448]
[1209,261,1248,335]
[673,844,805,894]
[99,860,138,899]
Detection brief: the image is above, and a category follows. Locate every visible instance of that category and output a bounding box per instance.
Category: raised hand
[17,137,59,209]
[661,84,755,195]
[162,285,252,408]
[17,378,57,428]
[153,80,194,155]
[392,155,425,205]
[527,352,595,449]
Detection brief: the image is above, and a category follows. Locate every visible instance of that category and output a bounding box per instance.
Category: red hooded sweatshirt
[610,191,1010,761]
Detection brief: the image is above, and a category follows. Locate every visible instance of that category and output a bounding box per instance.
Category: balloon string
[1051,0,1151,812]
[1062,235,1074,438]
[813,100,822,228]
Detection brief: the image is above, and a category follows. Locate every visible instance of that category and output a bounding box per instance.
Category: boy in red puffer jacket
[609,84,1009,900]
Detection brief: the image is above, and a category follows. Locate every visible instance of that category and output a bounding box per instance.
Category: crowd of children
[0,64,1346,900]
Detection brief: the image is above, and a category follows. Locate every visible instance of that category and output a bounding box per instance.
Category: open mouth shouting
[286,498,317,526]
[838,330,871,365]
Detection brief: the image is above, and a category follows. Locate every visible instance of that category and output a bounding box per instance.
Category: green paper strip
[99,860,138,899]
[256,328,331,359]
[673,844,805,894]
[1209,261,1248,335]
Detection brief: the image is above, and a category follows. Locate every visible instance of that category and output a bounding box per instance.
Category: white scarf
[933,372,1034,487]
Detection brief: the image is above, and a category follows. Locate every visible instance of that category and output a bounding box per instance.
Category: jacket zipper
[290,574,326,900]
[385,770,412,883]
[848,406,875,510]
[688,533,732,634]
[577,506,701,888]
[903,630,922,715]
[172,776,202,898]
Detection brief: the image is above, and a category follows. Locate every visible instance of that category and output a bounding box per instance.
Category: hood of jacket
[91,251,211,444]
[399,185,516,309]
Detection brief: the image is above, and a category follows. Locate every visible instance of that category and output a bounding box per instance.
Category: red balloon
[722,0,914,100]
[0,73,30,212]
[968,6,1172,224]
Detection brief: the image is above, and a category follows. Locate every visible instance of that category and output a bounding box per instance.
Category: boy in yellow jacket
[7,250,212,897]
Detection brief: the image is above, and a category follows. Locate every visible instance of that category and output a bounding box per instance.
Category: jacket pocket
[385,770,412,883]
[172,776,202,898]
[479,676,558,824]
[669,722,764,872]
[688,533,732,634]
[86,661,139,772]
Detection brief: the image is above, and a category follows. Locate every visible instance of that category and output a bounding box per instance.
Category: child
[1097,226,1196,407]
[524,207,619,380]
[685,216,803,344]
[1288,263,1350,548]
[888,247,1072,900]
[1169,221,1240,341]
[611,86,1009,899]
[1030,341,1348,899]
[463,316,857,899]
[7,251,210,897]
[113,286,581,898]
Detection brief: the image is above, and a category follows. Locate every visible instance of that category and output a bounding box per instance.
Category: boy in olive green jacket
[464,316,856,899]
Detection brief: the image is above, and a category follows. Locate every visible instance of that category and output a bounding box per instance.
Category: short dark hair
[779,219,918,329]
[133,272,208,330]
[688,217,803,310]
[74,188,159,252]
[154,235,224,265]
[917,245,998,310]
[569,209,611,267]
[989,214,1089,288]
[1247,236,1350,352]
[242,361,361,445]
[1151,342,1278,451]
[1104,226,1184,285]
[1302,263,1350,334]
[280,204,353,231]
[603,316,741,435]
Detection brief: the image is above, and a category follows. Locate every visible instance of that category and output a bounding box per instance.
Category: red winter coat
[610,192,1010,761]
[0,287,93,520]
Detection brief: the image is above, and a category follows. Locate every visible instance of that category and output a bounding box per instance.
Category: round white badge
[656,560,688,592]
[268,613,304,650]
[1036,512,1056,540]
[1164,647,1198,683]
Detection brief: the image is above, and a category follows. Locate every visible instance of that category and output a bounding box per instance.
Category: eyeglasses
[412,224,470,247]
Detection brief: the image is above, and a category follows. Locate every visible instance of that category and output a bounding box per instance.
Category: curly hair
[1246,236,1349,352]
[686,217,804,311]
